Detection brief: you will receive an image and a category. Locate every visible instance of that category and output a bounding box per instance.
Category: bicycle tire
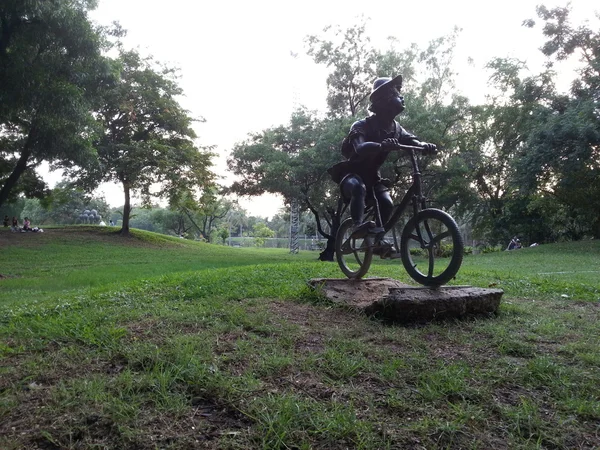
[335,218,373,279]
[400,208,463,286]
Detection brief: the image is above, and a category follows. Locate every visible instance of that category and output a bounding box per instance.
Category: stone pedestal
[307,278,503,322]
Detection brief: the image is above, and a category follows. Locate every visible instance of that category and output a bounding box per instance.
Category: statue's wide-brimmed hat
[369,75,403,103]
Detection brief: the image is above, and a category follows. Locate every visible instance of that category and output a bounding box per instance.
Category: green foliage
[227,107,349,256]
[252,222,275,247]
[0,0,111,207]
[305,20,377,117]
[517,5,600,239]
[217,226,229,245]
[72,50,216,233]
[18,181,109,225]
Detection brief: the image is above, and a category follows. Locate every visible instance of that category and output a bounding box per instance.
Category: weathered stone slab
[367,286,504,321]
[307,277,411,310]
[308,278,503,322]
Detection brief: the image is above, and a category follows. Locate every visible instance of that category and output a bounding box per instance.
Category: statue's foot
[373,239,396,257]
[351,221,376,238]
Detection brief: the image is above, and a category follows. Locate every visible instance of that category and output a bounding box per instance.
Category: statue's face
[373,86,405,117]
[386,86,405,115]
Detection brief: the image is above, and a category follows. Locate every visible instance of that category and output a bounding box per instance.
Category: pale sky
[43,0,597,218]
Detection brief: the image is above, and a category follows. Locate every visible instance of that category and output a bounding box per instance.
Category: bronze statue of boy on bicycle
[328,75,437,250]
[328,75,464,285]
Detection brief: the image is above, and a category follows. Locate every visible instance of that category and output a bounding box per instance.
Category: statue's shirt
[328,116,417,187]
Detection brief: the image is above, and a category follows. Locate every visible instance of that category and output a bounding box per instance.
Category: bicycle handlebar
[390,144,427,151]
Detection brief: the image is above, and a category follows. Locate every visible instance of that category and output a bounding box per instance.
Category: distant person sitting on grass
[3,215,8,227]
[506,236,522,251]
[11,217,18,231]
[20,217,43,233]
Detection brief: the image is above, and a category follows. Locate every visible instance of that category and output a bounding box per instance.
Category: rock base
[308,278,503,322]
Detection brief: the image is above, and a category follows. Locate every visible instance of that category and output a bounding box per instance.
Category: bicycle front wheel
[335,218,373,279]
[400,209,463,286]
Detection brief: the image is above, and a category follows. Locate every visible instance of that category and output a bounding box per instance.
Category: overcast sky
[45,0,598,218]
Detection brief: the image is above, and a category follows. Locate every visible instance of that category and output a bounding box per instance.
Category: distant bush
[410,247,425,257]
[411,245,474,257]
[481,245,502,254]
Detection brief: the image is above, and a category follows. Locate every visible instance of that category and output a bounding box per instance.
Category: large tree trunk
[307,200,342,262]
[318,213,341,261]
[318,236,336,261]
[0,143,32,208]
[120,181,132,235]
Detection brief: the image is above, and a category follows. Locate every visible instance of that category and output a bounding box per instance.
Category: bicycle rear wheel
[400,209,463,286]
[335,218,373,279]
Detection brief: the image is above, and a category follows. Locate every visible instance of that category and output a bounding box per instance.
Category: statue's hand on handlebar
[381,138,401,152]
[421,142,438,155]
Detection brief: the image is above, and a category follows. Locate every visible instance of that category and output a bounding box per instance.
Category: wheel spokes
[427,248,435,277]
[400,209,463,286]
[336,219,374,279]
[406,218,455,279]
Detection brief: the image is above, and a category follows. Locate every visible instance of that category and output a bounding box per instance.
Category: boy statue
[328,75,437,245]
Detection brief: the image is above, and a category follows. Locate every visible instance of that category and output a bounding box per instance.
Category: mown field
[1,226,599,449]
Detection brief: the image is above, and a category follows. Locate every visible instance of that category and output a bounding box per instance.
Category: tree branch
[305,196,331,240]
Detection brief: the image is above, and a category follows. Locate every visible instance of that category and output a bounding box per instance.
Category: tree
[252,222,275,247]
[225,205,250,238]
[229,26,471,260]
[0,196,25,223]
[0,0,111,207]
[217,226,229,245]
[520,5,600,238]
[266,213,290,238]
[74,50,215,235]
[305,20,378,117]
[196,189,234,242]
[35,181,109,225]
[227,108,348,260]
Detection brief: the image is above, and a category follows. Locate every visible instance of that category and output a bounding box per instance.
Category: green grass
[1,227,599,449]
[0,226,319,304]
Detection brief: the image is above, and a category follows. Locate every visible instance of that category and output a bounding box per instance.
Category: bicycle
[334,144,464,286]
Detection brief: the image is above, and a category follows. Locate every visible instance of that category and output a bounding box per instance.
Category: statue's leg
[373,187,396,255]
[341,176,366,225]
[376,188,394,225]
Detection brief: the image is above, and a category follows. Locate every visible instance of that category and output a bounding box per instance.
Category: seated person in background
[22,217,32,231]
[11,217,18,231]
[3,215,9,227]
[506,236,521,251]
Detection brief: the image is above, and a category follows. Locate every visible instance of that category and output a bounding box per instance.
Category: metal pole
[290,199,299,254]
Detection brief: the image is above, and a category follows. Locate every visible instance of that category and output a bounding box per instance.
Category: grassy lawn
[1,227,599,449]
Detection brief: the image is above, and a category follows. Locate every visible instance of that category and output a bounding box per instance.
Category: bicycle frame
[382,148,427,233]
[335,144,428,236]
[334,144,464,284]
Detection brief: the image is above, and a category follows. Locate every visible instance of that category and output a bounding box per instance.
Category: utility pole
[289,51,301,254]
[290,199,300,254]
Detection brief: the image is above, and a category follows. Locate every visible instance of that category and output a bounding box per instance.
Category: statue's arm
[352,134,383,159]
[347,122,387,159]
[398,126,437,153]
[397,126,422,146]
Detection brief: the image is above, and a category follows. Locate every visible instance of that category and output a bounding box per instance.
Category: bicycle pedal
[368,227,385,234]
